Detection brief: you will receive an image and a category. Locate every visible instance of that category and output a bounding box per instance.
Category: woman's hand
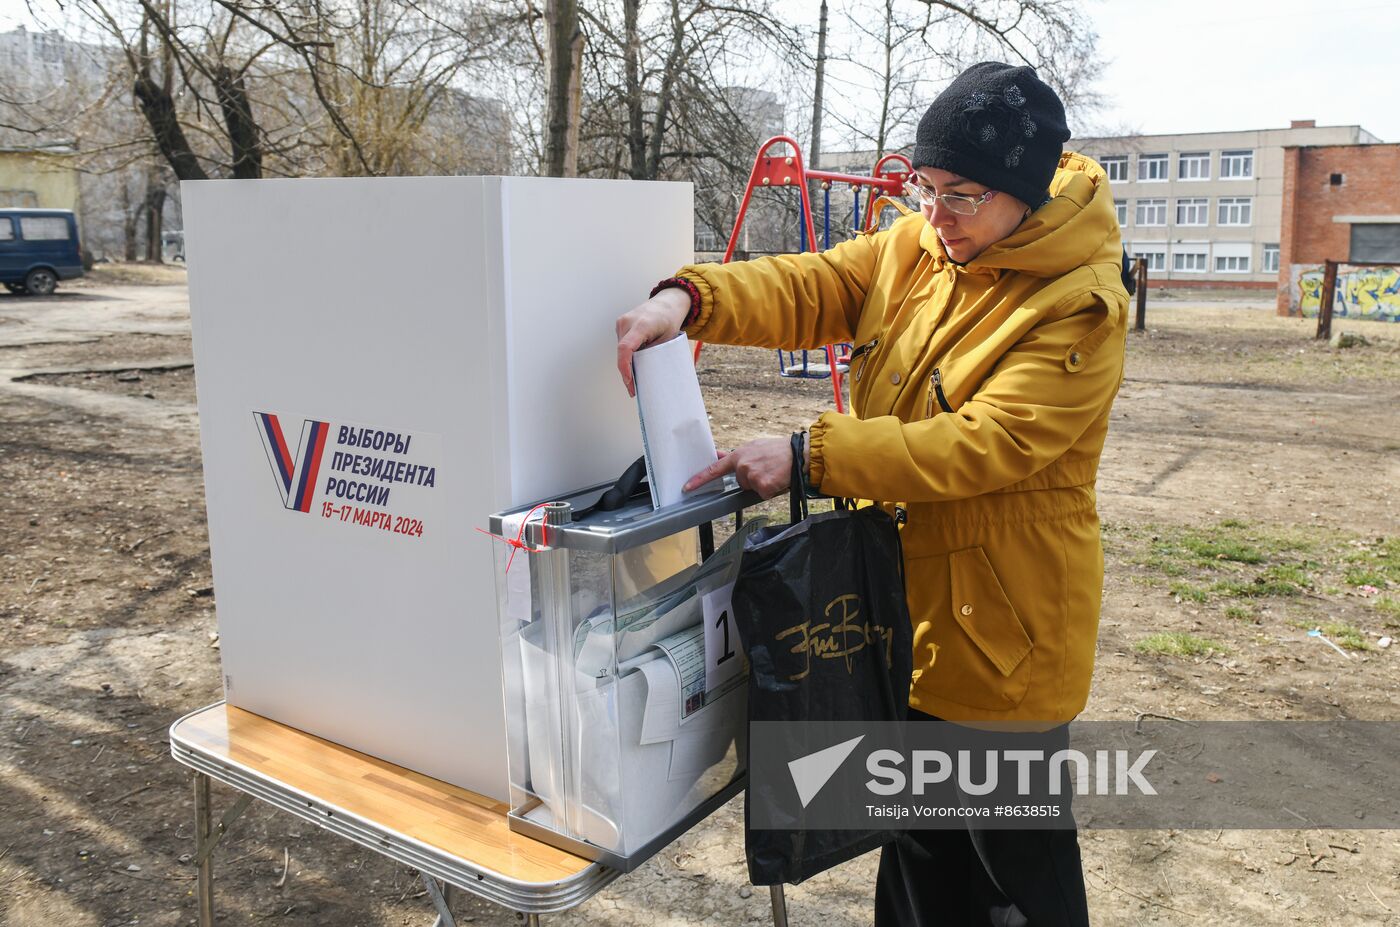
[685,436,796,500]
[615,287,692,397]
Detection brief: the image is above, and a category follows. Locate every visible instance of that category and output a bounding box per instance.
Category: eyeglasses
[903,179,998,216]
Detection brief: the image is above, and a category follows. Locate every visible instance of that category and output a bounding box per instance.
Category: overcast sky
[2,0,1395,143]
[1090,0,1397,141]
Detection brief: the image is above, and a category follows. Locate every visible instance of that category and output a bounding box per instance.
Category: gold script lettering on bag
[773,594,895,681]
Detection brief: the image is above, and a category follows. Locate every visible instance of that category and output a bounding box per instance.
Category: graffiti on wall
[1296,264,1400,322]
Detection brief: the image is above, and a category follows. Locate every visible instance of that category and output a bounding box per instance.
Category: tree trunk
[121,180,138,263]
[134,75,209,181]
[623,0,646,179]
[542,0,581,176]
[806,0,823,228]
[564,28,583,177]
[144,170,166,263]
[214,66,263,179]
[875,0,893,157]
[642,0,685,180]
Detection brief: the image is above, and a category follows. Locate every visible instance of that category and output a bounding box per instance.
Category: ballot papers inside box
[491,481,762,871]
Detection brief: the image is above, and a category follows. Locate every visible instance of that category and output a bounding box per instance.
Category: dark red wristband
[650,276,702,327]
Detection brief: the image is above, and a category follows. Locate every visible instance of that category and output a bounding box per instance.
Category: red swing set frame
[692,135,913,413]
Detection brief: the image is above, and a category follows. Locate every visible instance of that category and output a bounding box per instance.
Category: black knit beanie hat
[910,61,1071,207]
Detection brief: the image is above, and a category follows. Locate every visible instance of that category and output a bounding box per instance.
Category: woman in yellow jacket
[618,62,1126,926]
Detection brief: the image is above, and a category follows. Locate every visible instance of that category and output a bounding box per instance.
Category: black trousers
[872,710,1090,927]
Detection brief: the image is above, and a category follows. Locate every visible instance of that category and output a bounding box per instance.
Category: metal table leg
[423,873,458,927]
[424,876,541,927]
[195,772,215,927]
[769,884,789,927]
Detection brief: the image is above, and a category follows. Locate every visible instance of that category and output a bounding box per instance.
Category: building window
[0,189,40,208]
[1135,198,1167,226]
[1220,149,1254,179]
[1130,246,1166,273]
[1262,243,1280,273]
[1173,250,1209,273]
[18,216,70,240]
[1138,154,1169,182]
[1218,196,1252,226]
[1215,254,1251,273]
[1350,223,1400,262]
[1176,197,1209,226]
[1101,156,1128,183]
[1178,152,1210,180]
[1115,199,1128,226]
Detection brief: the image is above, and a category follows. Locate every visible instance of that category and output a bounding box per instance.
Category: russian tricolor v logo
[255,412,330,513]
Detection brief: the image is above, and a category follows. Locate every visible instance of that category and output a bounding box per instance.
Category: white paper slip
[631,333,720,509]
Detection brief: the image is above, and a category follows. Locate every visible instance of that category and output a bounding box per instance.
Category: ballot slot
[490,481,761,871]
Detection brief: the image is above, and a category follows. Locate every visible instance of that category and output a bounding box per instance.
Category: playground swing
[693,136,912,414]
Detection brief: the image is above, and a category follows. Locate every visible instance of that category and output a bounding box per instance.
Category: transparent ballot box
[490,482,761,870]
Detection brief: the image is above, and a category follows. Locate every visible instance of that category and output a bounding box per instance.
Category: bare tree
[819,0,1100,158]
[542,0,582,175]
[65,0,506,182]
[807,0,828,179]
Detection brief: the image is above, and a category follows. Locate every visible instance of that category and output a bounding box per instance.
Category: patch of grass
[1180,536,1265,564]
[1261,563,1311,589]
[1139,554,1186,577]
[1344,567,1389,588]
[1212,577,1300,598]
[1371,596,1400,628]
[1224,605,1254,621]
[1341,538,1400,586]
[1267,533,1319,555]
[1313,621,1372,651]
[1134,632,1229,658]
[1218,518,1248,529]
[1169,582,1209,603]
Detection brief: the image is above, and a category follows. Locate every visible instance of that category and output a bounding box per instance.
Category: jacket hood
[919,151,1122,278]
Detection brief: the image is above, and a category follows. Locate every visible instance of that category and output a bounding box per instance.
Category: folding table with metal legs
[170,702,789,926]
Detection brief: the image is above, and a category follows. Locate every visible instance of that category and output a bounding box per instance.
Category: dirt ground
[1,268,1396,926]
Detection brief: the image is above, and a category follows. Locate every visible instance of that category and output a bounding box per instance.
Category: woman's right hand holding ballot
[615,286,691,397]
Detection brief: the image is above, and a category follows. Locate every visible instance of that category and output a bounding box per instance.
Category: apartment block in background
[1076,121,1380,289]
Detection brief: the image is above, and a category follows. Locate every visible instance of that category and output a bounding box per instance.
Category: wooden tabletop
[173,703,594,885]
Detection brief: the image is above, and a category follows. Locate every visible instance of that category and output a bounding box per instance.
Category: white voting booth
[184,176,697,805]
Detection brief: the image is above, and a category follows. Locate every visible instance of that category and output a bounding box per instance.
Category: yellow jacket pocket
[938,546,1034,707]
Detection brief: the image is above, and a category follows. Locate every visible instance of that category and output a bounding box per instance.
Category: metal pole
[1134,257,1147,332]
[823,183,831,249]
[769,884,790,927]
[798,193,807,252]
[422,874,458,927]
[194,773,215,927]
[1316,259,1338,341]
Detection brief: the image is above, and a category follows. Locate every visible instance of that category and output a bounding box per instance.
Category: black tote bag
[733,436,914,885]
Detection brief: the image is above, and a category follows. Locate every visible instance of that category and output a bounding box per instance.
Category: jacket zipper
[925,367,954,417]
[850,337,880,383]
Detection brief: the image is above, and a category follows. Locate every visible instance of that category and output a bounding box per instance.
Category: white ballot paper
[632,333,720,508]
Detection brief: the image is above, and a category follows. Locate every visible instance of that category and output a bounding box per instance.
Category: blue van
[0,208,84,295]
